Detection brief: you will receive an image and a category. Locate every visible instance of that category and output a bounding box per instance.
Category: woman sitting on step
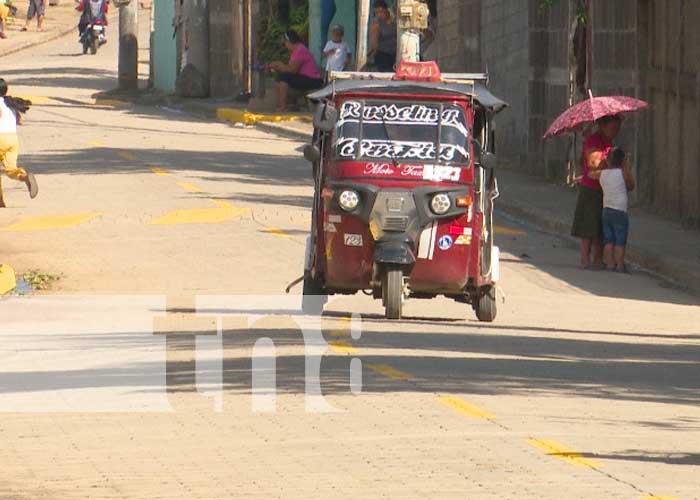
[267,30,323,112]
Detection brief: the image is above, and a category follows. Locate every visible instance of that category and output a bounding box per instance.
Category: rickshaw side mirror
[481,152,498,170]
[473,139,497,169]
[313,103,339,133]
[303,144,321,163]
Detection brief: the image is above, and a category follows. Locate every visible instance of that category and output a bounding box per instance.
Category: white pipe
[356,0,370,70]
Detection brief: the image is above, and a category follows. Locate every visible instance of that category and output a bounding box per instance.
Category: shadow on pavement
[3,319,698,410]
[582,451,700,466]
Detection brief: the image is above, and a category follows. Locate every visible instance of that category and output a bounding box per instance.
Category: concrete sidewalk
[0,0,79,58]
[240,118,700,295]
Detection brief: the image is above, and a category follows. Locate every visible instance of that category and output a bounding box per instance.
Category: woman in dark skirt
[572,115,622,269]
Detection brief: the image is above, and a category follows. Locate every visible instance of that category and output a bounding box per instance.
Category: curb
[217,108,311,127]
[0,264,17,295]
[0,25,76,60]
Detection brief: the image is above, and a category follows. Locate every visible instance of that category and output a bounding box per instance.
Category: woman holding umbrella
[544,94,647,270]
[571,114,621,269]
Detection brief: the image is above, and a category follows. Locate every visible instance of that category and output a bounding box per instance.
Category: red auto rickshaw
[300,61,507,321]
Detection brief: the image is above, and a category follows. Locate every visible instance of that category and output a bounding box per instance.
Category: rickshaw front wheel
[383,267,404,320]
[302,273,327,316]
[475,286,497,323]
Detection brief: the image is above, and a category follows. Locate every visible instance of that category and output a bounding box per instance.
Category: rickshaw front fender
[373,239,416,266]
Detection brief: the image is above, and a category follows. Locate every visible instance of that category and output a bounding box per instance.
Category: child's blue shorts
[602,207,629,247]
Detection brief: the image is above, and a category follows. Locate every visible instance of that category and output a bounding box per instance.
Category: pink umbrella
[543,94,648,139]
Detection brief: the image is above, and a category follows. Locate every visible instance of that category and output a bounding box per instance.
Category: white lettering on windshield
[337,137,469,162]
[338,102,469,138]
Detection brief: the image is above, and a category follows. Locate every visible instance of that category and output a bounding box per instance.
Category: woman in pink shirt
[268,30,323,112]
[571,115,621,269]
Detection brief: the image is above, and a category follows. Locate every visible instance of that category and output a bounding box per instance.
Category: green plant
[257,0,309,64]
[22,270,61,291]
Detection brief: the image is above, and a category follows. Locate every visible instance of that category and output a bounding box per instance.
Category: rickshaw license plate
[344,234,363,247]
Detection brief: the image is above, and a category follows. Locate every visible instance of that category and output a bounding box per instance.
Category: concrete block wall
[437,0,481,72]
[480,0,530,167]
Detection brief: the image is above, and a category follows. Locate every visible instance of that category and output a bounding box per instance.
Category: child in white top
[323,24,351,73]
[599,147,635,272]
[0,79,38,207]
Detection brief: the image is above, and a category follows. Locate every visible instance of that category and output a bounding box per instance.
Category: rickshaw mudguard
[373,238,416,266]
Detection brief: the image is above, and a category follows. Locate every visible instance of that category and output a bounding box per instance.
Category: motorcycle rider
[76,0,109,45]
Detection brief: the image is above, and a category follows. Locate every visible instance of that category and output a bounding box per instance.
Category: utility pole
[356,0,370,70]
[118,0,139,90]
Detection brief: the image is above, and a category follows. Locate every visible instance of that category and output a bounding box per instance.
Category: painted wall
[153,0,178,93]
[310,0,357,68]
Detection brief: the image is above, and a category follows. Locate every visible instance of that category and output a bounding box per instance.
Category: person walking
[22,0,44,32]
[0,79,38,207]
[0,0,9,39]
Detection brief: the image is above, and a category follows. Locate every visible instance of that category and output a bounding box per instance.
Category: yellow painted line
[329,329,348,338]
[92,99,130,107]
[261,227,291,239]
[118,151,138,162]
[437,396,495,420]
[216,107,313,126]
[328,340,357,355]
[150,201,249,226]
[2,213,102,232]
[495,225,527,236]
[88,140,106,148]
[150,167,170,176]
[527,438,600,469]
[0,264,17,295]
[176,182,204,193]
[367,363,412,381]
[16,95,51,105]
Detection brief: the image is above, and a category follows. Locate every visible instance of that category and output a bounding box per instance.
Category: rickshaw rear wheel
[383,267,403,320]
[302,273,327,316]
[475,286,497,322]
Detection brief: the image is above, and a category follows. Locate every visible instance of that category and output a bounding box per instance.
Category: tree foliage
[258,0,309,64]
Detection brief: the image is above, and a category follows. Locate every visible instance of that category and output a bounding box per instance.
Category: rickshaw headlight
[338,190,360,211]
[430,193,452,215]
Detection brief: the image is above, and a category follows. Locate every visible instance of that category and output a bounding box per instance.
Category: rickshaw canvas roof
[307,79,508,114]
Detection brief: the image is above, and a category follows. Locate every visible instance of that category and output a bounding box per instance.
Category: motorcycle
[80,23,106,55]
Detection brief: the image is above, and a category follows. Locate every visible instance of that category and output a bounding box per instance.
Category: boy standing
[323,24,351,74]
[599,147,635,272]
[0,79,38,207]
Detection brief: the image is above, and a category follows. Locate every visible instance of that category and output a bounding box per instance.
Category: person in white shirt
[0,79,38,207]
[322,24,351,74]
[596,147,635,272]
